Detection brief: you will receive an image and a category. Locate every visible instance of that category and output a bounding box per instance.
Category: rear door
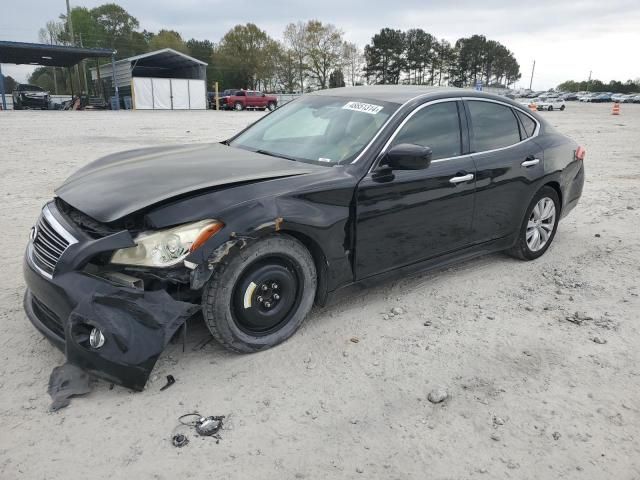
[464,99,544,243]
[355,100,476,279]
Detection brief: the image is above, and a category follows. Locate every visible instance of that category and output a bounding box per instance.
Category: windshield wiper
[254,149,299,162]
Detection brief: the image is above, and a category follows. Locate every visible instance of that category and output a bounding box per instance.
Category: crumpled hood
[56,143,318,223]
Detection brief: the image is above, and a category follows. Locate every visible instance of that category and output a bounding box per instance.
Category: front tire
[202,235,317,353]
[267,102,277,111]
[234,102,244,111]
[508,186,560,261]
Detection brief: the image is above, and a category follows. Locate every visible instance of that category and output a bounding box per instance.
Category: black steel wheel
[202,235,316,353]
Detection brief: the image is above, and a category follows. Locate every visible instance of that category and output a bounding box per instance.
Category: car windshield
[229,95,398,165]
[19,85,43,91]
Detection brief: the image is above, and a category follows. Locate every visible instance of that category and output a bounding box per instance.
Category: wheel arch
[543,180,563,214]
[278,229,329,306]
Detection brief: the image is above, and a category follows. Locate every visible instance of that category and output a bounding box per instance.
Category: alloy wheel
[526,197,556,252]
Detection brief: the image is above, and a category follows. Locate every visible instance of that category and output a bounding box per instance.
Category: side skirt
[321,235,517,307]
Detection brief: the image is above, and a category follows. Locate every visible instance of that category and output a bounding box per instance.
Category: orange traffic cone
[612,102,620,115]
[529,103,537,112]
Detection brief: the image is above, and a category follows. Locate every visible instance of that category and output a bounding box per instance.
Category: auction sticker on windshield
[342,101,384,115]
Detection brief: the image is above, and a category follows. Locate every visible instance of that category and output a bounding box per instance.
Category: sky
[1,0,639,90]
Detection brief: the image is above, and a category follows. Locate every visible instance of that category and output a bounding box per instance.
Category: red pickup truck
[221,90,278,111]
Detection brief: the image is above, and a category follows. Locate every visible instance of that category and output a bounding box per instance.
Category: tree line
[364,30,521,88]
[557,79,640,94]
[26,2,522,94]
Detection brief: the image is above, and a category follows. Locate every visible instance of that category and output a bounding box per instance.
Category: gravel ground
[0,103,639,479]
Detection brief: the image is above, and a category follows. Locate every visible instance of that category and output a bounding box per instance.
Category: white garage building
[91,48,207,110]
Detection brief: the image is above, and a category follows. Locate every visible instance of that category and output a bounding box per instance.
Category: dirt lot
[1,102,639,479]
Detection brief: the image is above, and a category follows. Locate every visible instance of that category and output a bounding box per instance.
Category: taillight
[575,146,585,161]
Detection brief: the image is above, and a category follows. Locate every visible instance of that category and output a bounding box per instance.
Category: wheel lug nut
[264,302,271,308]
[261,284,268,291]
[257,296,263,303]
[273,294,280,300]
[271,283,278,289]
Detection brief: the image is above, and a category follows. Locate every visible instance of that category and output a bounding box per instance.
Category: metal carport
[0,41,115,110]
[90,49,208,110]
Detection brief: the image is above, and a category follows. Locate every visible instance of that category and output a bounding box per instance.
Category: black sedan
[23,86,585,390]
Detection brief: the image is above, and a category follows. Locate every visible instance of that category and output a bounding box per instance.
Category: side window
[467,101,521,151]
[392,102,461,160]
[247,91,256,97]
[236,91,246,97]
[515,110,536,138]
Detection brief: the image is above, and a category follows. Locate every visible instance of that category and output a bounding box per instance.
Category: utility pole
[50,32,58,95]
[587,70,592,92]
[79,32,89,95]
[528,60,535,91]
[66,0,81,97]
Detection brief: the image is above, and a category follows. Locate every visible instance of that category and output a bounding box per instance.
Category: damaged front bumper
[23,237,199,392]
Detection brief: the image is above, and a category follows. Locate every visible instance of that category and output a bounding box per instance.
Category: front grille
[31,207,75,276]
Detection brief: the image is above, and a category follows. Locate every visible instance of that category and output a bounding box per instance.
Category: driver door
[355,101,476,279]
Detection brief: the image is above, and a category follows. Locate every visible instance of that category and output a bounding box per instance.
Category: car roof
[308,85,527,109]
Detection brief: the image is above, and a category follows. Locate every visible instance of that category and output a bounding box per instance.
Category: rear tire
[548,105,554,111]
[267,102,277,111]
[202,235,317,353]
[508,186,560,261]
[560,105,566,111]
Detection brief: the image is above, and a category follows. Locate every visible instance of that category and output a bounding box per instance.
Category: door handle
[521,158,540,167]
[449,173,474,184]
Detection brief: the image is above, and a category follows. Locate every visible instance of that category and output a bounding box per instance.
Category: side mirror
[384,143,432,170]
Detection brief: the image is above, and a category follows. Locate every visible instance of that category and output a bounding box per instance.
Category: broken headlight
[110,220,223,267]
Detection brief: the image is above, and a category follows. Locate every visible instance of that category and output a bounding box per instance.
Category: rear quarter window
[467,100,521,152]
[515,110,537,138]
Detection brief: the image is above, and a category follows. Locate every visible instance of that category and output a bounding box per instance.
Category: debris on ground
[172,412,226,446]
[490,433,501,441]
[552,432,561,440]
[391,307,405,315]
[160,375,176,391]
[172,434,189,447]
[427,387,449,404]
[493,416,505,426]
[565,311,593,325]
[350,337,360,344]
[592,336,607,344]
[48,363,93,411]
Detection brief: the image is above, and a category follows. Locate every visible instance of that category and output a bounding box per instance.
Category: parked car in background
[561,93,578,101]
[208,90,241,109]
[221,90,278,111]
[12,84,50,110]
[530,98,566,111]
[22,87,585,390]
[633,95,640,103]
[592,93,613,103]
[579,93,597,102]
[619,94,637,103]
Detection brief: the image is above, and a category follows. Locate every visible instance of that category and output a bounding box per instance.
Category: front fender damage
[64,285,199,391]
[189,218,283,290]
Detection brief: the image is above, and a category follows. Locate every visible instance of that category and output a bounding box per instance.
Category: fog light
[89,328,105,349]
